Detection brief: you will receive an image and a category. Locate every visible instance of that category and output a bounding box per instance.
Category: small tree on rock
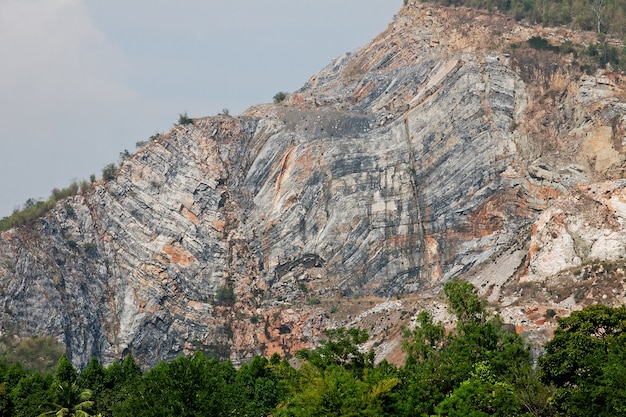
[273,92,288,103]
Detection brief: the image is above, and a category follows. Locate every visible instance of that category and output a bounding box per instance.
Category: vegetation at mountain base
[1,280,624,416]
[0,334,65,375]
[38,381,94,417]
[538,304,626,416]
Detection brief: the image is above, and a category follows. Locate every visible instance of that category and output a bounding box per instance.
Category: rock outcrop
[2,3,626,368]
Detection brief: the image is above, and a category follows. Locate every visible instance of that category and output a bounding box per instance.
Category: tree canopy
[1,281,625,416]
[539,304,626,416]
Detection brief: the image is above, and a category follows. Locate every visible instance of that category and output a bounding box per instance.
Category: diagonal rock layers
[2,4,626,367]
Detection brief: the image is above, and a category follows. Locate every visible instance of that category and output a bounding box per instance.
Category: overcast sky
[0,0,398,218]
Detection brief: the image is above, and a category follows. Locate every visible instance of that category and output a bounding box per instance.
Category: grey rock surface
[2,4,626,368]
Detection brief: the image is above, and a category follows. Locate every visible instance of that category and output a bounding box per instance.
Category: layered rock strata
[2,4,626,367]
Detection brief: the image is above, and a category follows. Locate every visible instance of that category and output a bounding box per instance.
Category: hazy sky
[0,0,398,218]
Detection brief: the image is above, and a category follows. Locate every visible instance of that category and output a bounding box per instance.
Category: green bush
[587,41,622,68]
[102,163,117,181]
[83,242,98,256]
[560,40,577,56]
[0,180,89,231]
[527,36,560,52]
[308,297,321,305]
[119,149,132,162]
[215,285,236,306]
[273,92,288,103]
[64,203,75,218]
[51,182,79,201]
[176,112,193,126]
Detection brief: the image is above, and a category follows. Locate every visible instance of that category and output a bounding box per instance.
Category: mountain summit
[2,3,626,368]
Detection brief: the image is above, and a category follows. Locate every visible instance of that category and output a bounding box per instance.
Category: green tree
[116,352,237,416]
[538,304,626,416]
[443,278,487,325]
[0,362,29,392]
[273,92,288,103]
[118,149,131,163]
[275,362,399,417]
[101,163,117,181]
[77,358,105,415]
[394,279,532,416]
[99,354,141,416]
[0,362,19,417]
[231,355,288,416]
[10,372,53,417]
[508,364,556,417]
[176,112,193,126]
[39,381,94,417]
[0,383,11,417]
[55,355,77,385]
[278,328,399,416]
[120,354,142,380]
[296,328,374,378]
[435,361,527,417]
[402,310,445,364]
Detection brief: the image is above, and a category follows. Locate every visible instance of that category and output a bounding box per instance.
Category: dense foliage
[538,304,626,416]
[1,281,625,416]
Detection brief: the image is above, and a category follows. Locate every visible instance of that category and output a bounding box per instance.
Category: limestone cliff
[2,3,626,368]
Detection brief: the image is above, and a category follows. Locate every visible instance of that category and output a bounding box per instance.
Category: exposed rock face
[2,4,626,368]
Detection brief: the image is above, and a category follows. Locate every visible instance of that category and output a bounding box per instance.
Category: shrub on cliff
[101,163,117,181]
[273,92,288,103]
[176,112,193,126]
[527,35,560,52]
[0,180,88,231]
[215,285,236,306]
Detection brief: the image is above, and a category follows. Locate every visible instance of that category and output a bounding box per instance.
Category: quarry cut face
[2,4,626,368]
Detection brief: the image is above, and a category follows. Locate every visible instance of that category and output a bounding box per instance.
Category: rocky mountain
[2,3,626,369]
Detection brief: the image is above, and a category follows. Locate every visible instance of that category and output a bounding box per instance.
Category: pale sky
[0,0,398,218]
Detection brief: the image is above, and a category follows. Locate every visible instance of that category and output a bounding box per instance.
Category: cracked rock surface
[2,4,626,368]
